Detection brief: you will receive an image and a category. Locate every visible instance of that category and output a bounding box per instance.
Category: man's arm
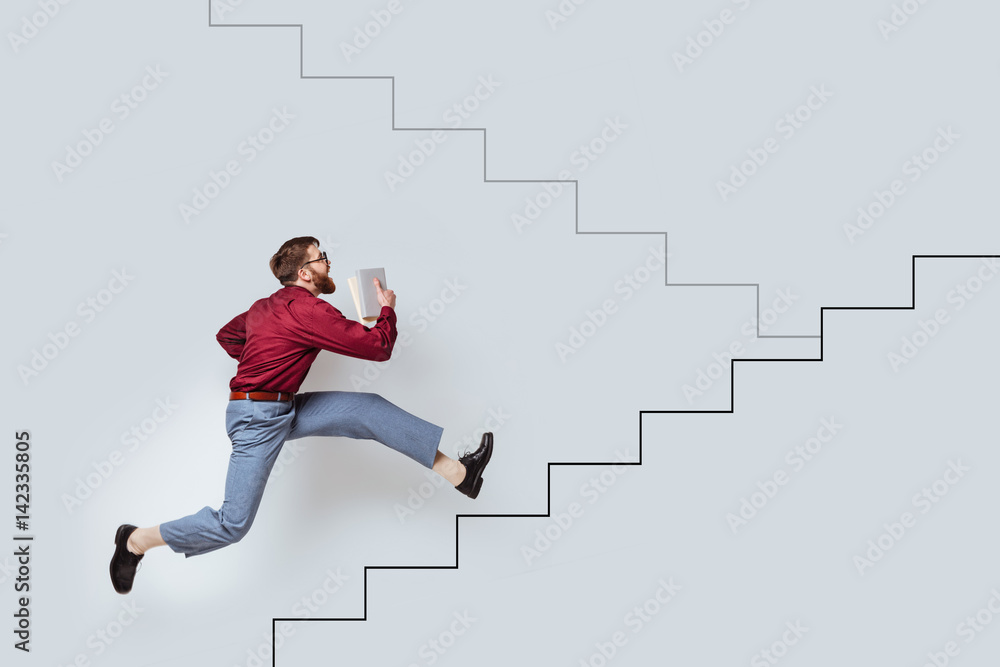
[304,299,397,361]
[216,311,248,360]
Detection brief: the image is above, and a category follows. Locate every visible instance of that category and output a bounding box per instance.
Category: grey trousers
[159,391,443,557]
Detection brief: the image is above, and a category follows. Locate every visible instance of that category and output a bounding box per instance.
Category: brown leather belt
[229,391,294,402]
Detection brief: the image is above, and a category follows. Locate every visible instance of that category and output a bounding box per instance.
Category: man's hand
[374,277,396,310]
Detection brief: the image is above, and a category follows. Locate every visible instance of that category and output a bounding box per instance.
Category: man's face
[302,245,335,294]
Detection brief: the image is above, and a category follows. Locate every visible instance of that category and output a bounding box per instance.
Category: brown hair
[270,236,320,284]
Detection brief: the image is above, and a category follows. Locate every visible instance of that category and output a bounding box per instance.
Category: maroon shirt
[217,285,397,393]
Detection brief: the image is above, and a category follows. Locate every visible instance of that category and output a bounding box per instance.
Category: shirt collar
[279,284,315,298]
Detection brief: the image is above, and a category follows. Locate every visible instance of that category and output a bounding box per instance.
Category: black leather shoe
[110,524,143,594]
[455,432,493,499]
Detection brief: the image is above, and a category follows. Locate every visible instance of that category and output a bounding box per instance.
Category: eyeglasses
[301,251,329,270]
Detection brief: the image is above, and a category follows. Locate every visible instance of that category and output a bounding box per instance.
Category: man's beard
[310,268,336,294]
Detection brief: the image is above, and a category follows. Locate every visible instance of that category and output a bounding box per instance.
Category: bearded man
[109,236,492,594]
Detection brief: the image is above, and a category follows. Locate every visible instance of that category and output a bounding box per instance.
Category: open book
[346,267,387,324]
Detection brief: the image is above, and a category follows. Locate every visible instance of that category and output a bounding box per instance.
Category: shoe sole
[110,524,136,594]
[466,433,493,497]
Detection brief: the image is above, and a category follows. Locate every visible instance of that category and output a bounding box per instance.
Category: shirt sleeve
[216,311,248,360]
[303,299,397,362]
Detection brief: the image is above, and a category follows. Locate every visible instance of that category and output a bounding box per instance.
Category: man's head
[269,236,335,296]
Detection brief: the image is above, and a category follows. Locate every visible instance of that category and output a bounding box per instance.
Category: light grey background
[2,1,998,665]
